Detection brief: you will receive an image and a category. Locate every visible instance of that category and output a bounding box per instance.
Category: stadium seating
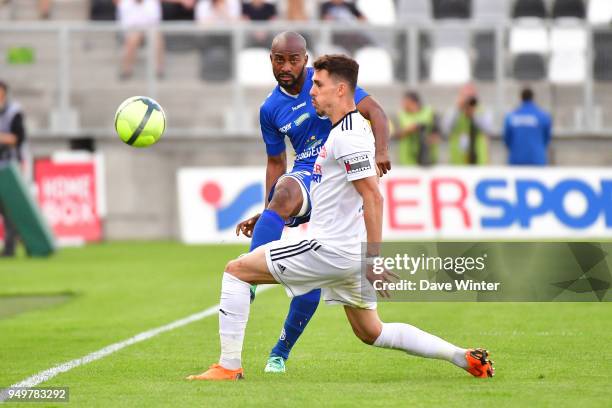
[509,24,549,80]
[430,47,471,84]
[587,0,612,25]
[594,32,612,81]
[356,0,396,25]
[354,47,394,85]
[509,24,549,53]
[473,0,508,22]
[432,0,471,19]
[396,0,431,23]
[512,0,547,19]
[549,26,587,83]
[551,0,585,20]
[473,32,496,80]
[237,48,275,86]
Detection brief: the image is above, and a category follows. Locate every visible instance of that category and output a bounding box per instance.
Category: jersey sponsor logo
[319,145,327,159]
[344,154,371,175]
[294,112,310,127]
[279,122,292,133]
[295,144,323,162]
[312,163,322,183]
[278,263,286,273]
[291,101,306,111]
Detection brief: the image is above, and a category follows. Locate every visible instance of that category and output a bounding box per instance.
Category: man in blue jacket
[503,88,552,165]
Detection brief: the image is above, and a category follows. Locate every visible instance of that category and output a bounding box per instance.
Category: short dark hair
[313,54,359,91]
[404,91,421,105]
[521,87,534,102]
[0,80,7,93]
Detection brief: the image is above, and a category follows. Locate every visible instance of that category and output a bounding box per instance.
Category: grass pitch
[0,242,610,407]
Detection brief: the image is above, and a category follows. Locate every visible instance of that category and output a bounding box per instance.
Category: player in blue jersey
[234,31,391,373]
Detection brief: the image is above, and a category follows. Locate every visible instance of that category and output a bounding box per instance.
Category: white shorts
[263,238,377,310]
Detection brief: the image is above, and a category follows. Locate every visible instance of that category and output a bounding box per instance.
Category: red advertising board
[34,158,102,242]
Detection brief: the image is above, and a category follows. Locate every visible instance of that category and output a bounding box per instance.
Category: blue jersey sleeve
[259,104,285,156]
[354,85,369,105]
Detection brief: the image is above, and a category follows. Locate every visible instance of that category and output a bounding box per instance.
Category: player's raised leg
[186,246,277,381]
[343,306,494,378]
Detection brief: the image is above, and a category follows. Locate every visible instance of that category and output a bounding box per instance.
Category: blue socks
[270,288,321,361]
[248,208,321,361]
[249,209,285,251]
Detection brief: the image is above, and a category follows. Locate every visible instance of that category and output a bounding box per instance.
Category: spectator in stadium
[394,91,440,166]
[161,0,195,20]
[443,84,492,165]
[320,0,365,21]
[242,0,277,21]
[39,0,52,19]
[241,0,277,47]
[286,0,307,20]
[0,81,26,257]
[319,0,369,53]
[116,0,165,80]
[91,0,117,20]
[195,0,240,22]
[503,87,552,165]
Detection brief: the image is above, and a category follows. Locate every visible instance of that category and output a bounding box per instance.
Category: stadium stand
[430,47,471,84]
[594,31,612,81]
[432,0,471,20]
[551,0,585,20]
[0,0,611,135]
[473,0,507,23]
[587,0,612,25]
[356,0,395,25]
[512,0,547,19]
[549,25,587,83]
[354,46,394,85]
[396,0,431,23]
[509,24,548,80]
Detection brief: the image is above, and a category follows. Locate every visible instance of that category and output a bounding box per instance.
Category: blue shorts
[267,168,312,227]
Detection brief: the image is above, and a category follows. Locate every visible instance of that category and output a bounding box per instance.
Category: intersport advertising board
[177,166,612,244]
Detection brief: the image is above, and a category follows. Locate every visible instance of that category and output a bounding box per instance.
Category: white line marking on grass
[0,285,274,403]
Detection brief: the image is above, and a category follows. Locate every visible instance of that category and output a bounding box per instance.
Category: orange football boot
[186,364,244,381]
[464,348,494,378]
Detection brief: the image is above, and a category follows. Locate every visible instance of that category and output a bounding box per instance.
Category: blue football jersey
[259,67,369,172]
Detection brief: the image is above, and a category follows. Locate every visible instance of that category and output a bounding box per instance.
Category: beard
[275,64,306,88]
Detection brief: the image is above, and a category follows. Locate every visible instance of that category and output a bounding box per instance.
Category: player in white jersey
[187,55,494,381]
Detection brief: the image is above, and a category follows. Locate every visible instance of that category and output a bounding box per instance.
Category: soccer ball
[114,96,166,147]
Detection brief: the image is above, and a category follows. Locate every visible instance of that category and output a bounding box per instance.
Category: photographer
[0,80,25,257]
[394,91,440,166]
[443,84,492,165]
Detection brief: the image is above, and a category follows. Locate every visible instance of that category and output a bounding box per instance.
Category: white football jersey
[308,109,378,258]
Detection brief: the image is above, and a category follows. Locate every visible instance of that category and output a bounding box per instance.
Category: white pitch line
[0,285,273,403]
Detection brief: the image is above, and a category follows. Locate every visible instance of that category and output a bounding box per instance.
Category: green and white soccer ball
[114,96,166,147]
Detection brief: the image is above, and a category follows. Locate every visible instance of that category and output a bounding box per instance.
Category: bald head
[270,31,308,91]
[271,31,307,55]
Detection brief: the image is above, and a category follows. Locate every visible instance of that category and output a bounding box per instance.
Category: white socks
[373,322,468,369]
[218,272,251,370]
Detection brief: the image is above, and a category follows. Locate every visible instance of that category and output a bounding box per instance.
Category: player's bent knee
[269,182,302,218]
[224,259,243,277]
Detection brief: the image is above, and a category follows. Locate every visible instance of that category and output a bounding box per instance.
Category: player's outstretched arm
[357,96,391,176]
